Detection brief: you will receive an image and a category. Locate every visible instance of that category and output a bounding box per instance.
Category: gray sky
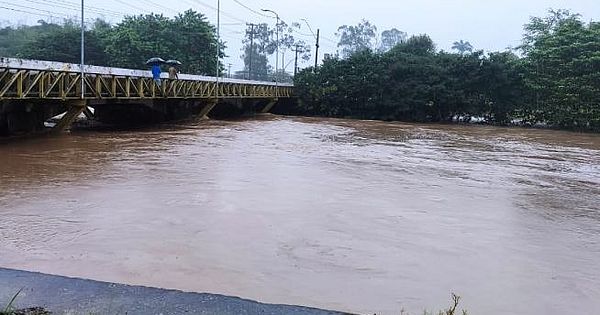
[1,0,599,73]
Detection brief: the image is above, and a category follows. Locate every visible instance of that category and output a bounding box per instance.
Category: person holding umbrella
[146,57,165,86]
[166,60,182,80]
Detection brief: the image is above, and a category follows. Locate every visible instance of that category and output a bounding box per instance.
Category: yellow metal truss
[0,68,293,100]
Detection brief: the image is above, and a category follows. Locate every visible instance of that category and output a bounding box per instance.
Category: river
[0,116,599,314]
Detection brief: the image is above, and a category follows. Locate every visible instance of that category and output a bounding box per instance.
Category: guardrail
[0,58,293,100]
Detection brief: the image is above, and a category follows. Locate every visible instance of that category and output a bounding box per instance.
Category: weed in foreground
[396,293,468,315]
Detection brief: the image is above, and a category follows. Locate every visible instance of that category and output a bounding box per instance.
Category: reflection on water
[1,117,599,314]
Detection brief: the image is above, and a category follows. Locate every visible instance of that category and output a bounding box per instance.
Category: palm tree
[452,40,474,55]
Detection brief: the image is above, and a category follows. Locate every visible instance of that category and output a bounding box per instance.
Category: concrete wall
[0,101,66,136]
[91,99,207,126]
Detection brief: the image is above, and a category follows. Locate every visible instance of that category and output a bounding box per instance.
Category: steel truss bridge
[0,58,293,133]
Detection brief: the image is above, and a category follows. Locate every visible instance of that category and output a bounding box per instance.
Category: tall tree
[379,28,407,52]
[519,9,600,129]
[241,21,310,79]
[242,43,271,80]
[336,19,378,58]
[105,10,224,75]
[241,23,274,80]
[452,40,473,54]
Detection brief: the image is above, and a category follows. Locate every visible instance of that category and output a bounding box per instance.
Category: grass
[0,289,49,315]
[1,290,467,315]
[398,293,468,315]
[1,288,22,315]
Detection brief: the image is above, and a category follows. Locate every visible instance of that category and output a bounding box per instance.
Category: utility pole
[301,19,319,71]
[314,29,320,69]
[293,44,303,77]
[80,0,85,98]
[247,23,255,80]
[261,9,279,96]
[215,0,220,99]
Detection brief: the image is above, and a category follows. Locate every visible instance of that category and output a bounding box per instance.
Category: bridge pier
[260,98,279,114]
[52,100,88,133]
[199,99,218,119]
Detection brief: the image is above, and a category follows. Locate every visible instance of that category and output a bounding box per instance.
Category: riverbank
[0,268,352,315]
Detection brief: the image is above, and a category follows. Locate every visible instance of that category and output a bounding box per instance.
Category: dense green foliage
[295,10,600,131]
[0,10,223,75]
[106,10,223,75]
[18,20,110,66]
[295,35,524,124]
[518,10,600,130]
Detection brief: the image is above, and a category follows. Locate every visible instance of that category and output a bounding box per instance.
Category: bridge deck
[0,58,293,101]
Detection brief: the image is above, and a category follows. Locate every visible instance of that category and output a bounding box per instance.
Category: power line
[321,35,338,44]
[144,0,180,14]
[231,0,273,19]
[0,1,75,17]
[0,5,68,18]
[112,0,149,13]
[21,0,122,18]
[185,0,247,24]
[290,28,314,38]
[46,0,125,16]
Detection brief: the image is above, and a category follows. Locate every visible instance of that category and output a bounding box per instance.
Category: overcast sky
[1,0,598,72]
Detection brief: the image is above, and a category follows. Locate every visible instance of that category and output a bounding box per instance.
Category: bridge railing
[0,58,293,100]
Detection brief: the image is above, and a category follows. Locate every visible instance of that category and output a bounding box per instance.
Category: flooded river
[0,116,599,314]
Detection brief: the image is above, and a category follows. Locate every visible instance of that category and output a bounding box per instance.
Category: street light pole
[261,9,279,97]
[80,0,85,98]
[215,0,220,99]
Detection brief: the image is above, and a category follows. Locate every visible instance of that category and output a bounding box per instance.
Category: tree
[242,43,271,80]
[1,20,74,59]
[294,33,525,124]
[19,20,109,65]
[452,40,473,54]
[519,9,600,130]
[336,19,378,58]
[272,69,293,84]
[241,21,310,80]
[105,10,224,75]
[379,28,407,52]
[241,23,275,80]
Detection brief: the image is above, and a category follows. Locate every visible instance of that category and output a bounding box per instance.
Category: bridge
[0,58,294,136]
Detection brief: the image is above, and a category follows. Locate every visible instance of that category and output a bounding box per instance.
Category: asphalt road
[0,268,354,315]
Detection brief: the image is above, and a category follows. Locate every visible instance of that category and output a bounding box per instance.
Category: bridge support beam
[82,106,95,120]
[199,99,219,119]
[52,100,87,133]
[260,98,278,114]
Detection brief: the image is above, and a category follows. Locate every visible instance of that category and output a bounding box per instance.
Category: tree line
[1,9,597,131]
[0,10,223,76]
[294,10,600,132]
[0,10,312,82]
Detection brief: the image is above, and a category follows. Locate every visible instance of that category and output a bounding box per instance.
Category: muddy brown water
[1,116,599,314]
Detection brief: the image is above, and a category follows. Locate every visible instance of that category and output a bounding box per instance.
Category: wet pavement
[0,268,351,315]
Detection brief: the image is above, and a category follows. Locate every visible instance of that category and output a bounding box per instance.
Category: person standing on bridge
[166,60,182,80]
[152,64,162,86]
[168,65,178,80]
